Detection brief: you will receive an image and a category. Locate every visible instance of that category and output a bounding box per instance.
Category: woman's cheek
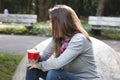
[48,23,52,30]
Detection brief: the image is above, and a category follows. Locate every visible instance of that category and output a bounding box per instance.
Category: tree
[104,0,120,16]
[96,0,108,16]
[76,0,84,17]
[92,0,108,35]
[37,0,50,21]
[0,0,4,13]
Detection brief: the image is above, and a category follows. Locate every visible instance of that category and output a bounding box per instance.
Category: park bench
[88,16,120,35]
[0,14,37,29]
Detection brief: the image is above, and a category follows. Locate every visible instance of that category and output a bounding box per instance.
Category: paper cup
[27,48,39,64]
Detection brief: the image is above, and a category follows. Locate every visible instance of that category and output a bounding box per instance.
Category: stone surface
[91,37,120,80]
[12,37,120,80]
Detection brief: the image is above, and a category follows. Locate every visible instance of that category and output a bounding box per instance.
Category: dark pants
[26,68,81,80]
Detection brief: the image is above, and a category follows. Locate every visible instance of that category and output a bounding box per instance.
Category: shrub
[12,28,28,34]
[0,27,28,34]
[29,21,52,36]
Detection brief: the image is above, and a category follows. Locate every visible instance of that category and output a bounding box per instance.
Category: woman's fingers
[27,63,38,69]
[29,66,34,69]
[27,63,32,67]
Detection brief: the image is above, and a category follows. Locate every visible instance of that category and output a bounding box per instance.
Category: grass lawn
[0,53,23,80]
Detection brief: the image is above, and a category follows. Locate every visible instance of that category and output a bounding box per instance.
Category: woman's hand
[27,63,40,69]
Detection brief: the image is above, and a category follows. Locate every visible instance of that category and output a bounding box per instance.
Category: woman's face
[49,15,53,30]
[48,22,52,30]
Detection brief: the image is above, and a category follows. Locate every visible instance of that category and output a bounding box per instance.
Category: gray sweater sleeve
[40,38,54,61]
[39,33,85,71]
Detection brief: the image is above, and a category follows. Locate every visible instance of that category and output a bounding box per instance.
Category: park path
[0,34,120,54]
[0,34,48,55]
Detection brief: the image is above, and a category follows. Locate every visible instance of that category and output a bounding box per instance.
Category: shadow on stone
[12,37,120,80]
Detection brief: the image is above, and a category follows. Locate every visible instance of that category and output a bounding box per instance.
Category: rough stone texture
[12,37,120,80]
[91,37,120,80]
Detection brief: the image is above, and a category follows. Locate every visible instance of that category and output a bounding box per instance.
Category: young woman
[26,5,100,80]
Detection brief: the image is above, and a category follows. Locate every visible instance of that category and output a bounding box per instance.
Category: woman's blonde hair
[49,5,91,57]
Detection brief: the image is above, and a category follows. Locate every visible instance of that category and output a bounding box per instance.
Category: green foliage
[29,21,52,36]
[0,27,13,34]
[0,20,120,40]
[0,53,23,80]
[101,30,120,40]
[4,0,36,14]
[81,19,92,32]
[12,28,28,34]
[0,27,28,34]
[104,0,120,16]
[0,21,52,36]
[83,0,98,16]
[1,0,119,19]
[50,0,98,17]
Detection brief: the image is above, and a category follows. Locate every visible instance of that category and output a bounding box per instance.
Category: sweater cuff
[38,62,46,72]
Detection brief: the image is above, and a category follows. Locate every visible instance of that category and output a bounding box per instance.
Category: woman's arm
[40,38,54,61]
[39,34,85,71]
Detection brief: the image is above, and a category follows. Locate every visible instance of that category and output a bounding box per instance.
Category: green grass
[0,53,23,80]
[101,30,120,40]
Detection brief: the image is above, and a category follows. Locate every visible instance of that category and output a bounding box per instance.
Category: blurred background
[0,0,120,21]
[0,0,120,80]
[0,0,120,39]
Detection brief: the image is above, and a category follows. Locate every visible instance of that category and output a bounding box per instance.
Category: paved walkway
[0,34,49,55]
[0,34,120,54]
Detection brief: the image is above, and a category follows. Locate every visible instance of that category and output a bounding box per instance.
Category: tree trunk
[96,0,108,16]
[77,0,84,17]
[37,0,49,21]
[0,0,4,13]
[28,0,32,13]
[92,0,108,36]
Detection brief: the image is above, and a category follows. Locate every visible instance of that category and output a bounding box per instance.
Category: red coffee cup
[27,48,39,64]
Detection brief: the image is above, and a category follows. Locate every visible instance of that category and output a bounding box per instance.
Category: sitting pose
[26,5,100,80]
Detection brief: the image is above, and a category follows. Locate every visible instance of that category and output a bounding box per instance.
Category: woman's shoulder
[72,33,86,40]
[68,33,86,43]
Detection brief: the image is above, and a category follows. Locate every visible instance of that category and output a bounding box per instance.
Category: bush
[0,20,120,40]
[29,21,52,36]
[0,27,28,34]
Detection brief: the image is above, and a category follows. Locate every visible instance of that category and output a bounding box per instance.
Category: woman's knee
[46,70,60,80]
[47,70,58,76]
[46,70,81,80]
[26,68,46,80]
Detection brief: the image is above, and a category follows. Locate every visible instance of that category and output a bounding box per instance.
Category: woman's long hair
[49,5,91,57]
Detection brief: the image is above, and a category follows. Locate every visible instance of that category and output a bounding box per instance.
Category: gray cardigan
[39,33,100,80]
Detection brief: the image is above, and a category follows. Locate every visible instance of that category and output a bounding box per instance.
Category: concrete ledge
[12,37,120,80]
[12,38,52,80]
[91,37,120,80]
